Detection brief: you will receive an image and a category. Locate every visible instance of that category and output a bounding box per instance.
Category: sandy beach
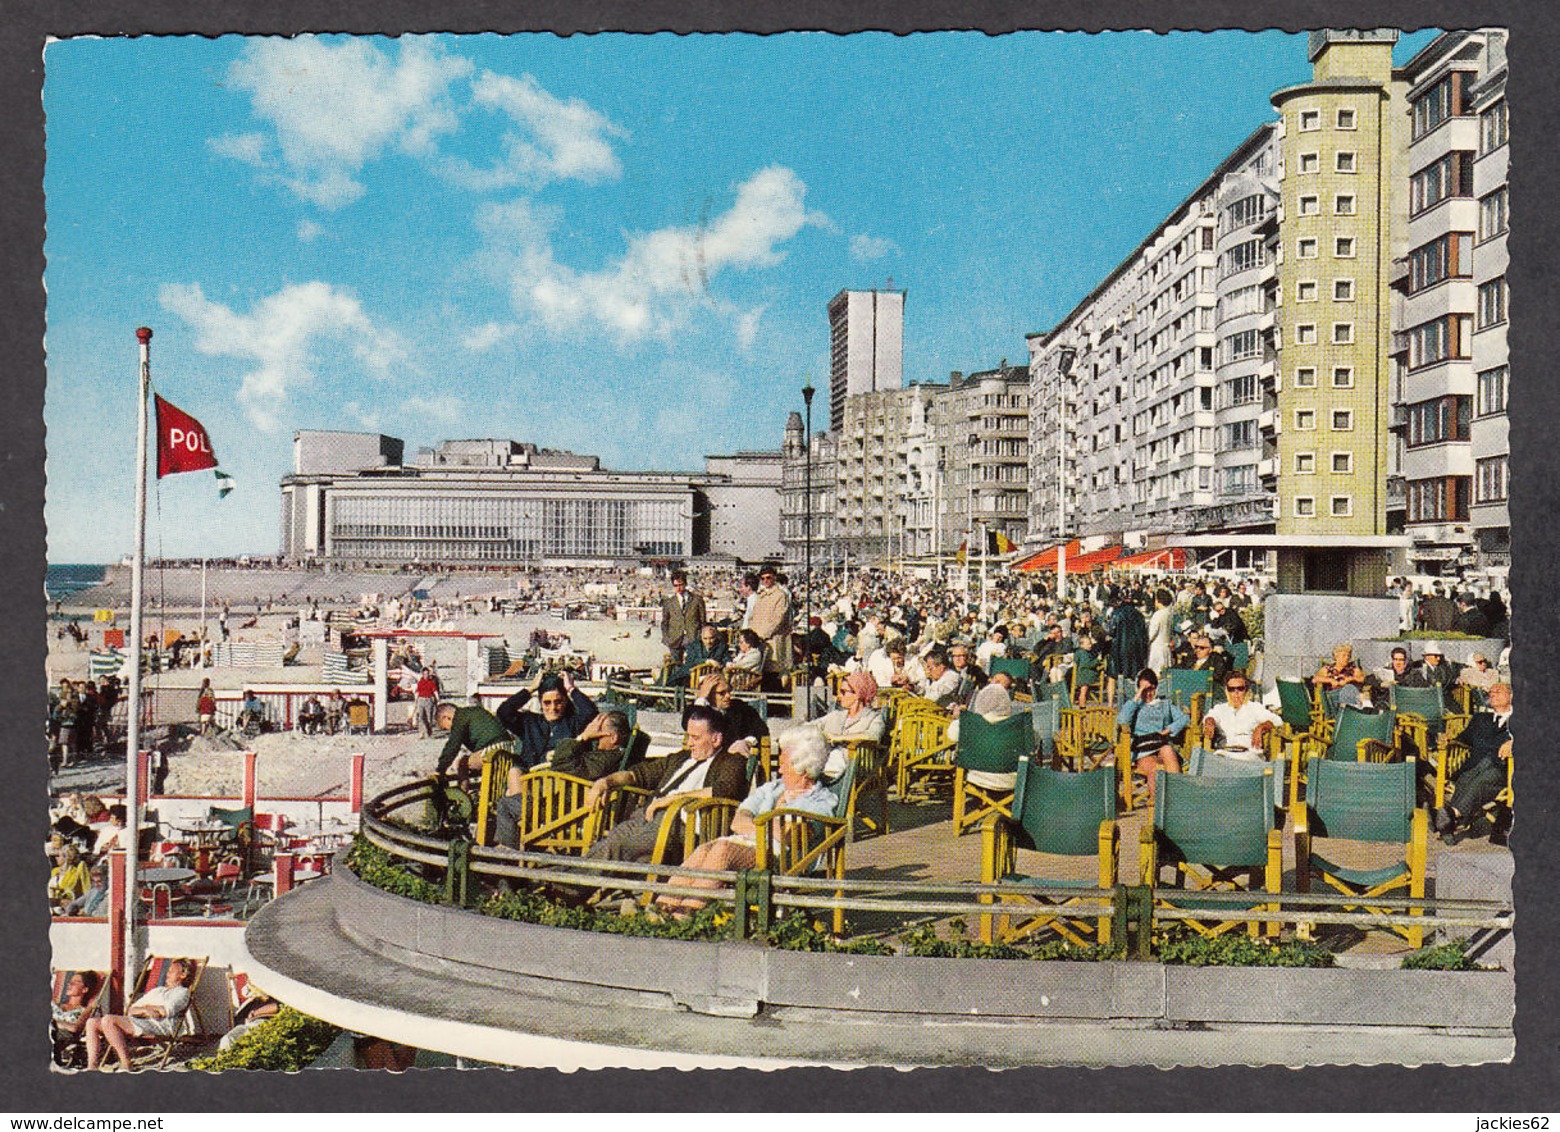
[47,564,699,801]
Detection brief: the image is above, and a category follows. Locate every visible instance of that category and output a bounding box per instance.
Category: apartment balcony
[1389,256,1411,293]
[1390,332,1410,358]
[1258,457,1278,481]
[1258,409,1278,437]
[1388,405,1408,433]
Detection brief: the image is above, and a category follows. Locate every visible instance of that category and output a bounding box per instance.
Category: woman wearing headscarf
[817,670,885,781]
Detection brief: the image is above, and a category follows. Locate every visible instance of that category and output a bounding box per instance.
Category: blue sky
[43,30,1439,562]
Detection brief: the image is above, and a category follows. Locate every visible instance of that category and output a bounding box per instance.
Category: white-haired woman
[656,725,838,915]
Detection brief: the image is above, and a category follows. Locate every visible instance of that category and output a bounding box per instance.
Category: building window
[1297,237,1318,259]
[1299,152,1319,174]
[1405,395,1472,447]
[1337,107,1357,130]
[1294,496,1316,517]
[1411,152,1475,215]
[1335,236,1356,258]
[1479,187,1508,242]
[1335,151,1357,173]
[1224,194,1267,229]
[1331,451,1354,474]
[1480,99,1508,155]
[1299,195,1320,216]
[1407,314,1473,369]
[1476,456,1509,503]
[1332,322,1354,345]
[1335,194,1356,215]
[1407,476,1471,522]
[1224,420,1258,451]
[1295,451,1316,474]
[1223,329,1263,363]
[1295,409,1316,431]
[1332,366,1354,388]
[1299,109,1321,131]
[1407,232,1473,293]
[1333,278,1354,302]
[1330,495,1353,517]
[1294,367,1317,388]
[1223,464,1258,496]
[1225,373,1258,406]
[1411,72,1472,140]
[1223,238,1266,276]
[1331,409,1353,431]
[1476,365,1508,417]
[1296,280,1318,302]
[1477,278,1507,330]
[1296,323,1317,344]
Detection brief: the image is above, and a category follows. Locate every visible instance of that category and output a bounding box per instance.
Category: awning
[1111,547,1190,571]
[1063,545,1125,573]
[1013,539,1082,572]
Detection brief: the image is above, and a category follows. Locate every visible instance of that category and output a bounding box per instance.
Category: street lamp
[801,378,815,720]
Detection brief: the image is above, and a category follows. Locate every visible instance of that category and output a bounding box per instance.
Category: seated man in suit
[1187,633,1230,687]
[584,705,747,865]
[1433,682,1513,844]
[669,624,730,686]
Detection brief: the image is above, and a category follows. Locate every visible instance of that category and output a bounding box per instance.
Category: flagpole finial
[136,327,153,344]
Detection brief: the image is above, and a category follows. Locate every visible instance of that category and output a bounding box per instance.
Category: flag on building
[215,469,234,498]
[986,530,1017,555]
[154,395,220,478]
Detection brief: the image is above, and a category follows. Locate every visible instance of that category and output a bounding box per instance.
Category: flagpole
[200,556,207,668]
[122,326,152,1003]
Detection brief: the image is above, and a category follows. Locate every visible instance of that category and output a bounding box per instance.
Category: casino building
[278,431,781,568]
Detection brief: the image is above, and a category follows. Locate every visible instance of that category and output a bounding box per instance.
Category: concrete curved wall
[240,859,1513,1068]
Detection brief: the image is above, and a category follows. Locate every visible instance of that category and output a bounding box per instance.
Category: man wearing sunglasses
[1201,672,1281,760]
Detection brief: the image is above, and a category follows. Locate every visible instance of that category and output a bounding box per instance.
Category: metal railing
[359,779,1514,952]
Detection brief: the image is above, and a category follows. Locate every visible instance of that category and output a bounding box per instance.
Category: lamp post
[801,378,815,719]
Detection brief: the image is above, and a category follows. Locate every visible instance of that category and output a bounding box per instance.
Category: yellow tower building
[1271,30,1405,536]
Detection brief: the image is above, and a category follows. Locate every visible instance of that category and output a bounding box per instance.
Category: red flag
[155,395,219,478]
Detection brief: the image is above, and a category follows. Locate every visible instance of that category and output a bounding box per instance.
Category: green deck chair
[979,761,1117,946]
[1187,744,1286,816]
[952,712,1034,835]
[989,655,1033,690]
[1295,758,1428,947]
[1292,705,1397,811]
[1139,770,1281,938]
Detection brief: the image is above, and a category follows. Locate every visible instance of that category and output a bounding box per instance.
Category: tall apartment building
[827,288,905,431]
[1271,30,1405,538]
[933,365,1031,552]
[1029,32,1433,553]
[1029,125,1284,546]
[1391,29,1509,573]
[832,383,940,563]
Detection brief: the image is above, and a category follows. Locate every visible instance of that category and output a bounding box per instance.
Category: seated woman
[817,670,885,781]
[49,844,91,911]
[656,726,837,915]
[725,629,766,685]
[946,681,1019,793]
[52,971,101,1067]
[1313,643,1366,709]
[84,958,193,1071]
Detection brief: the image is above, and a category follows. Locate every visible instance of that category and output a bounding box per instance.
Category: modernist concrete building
[933,365,1030,553]
[827,288,905,431]
[279,432,782,567]
[1391,29,1509,573]
[1026,32,1486,561]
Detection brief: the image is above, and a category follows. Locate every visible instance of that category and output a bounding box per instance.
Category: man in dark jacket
[1209,600,1249,645]
[1433,683,1512,842]
[497,671,598,770]
[1106,591,1149,701]
[584,705,746,865]
[1452,594,1492,638]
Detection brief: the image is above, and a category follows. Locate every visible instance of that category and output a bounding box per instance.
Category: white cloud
[218,36,471,210]
[296,219,324,242]
[461,321,518,352]
[402,394,463,423]
[483,165,822,341]
[735,306,764,350]
[159,281,407,431]
[440,72,627,191]
[850,233,899,262]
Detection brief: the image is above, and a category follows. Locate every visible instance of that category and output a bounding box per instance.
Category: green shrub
[1239,604,1263,642]
[1396,630,1483,641]
[898,918,1122,962]
[1155,928,1334,968]
[346,837,443,905]
[187,1007,340,1072]
[1402,939,1490,970]
[765,912,895,955]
